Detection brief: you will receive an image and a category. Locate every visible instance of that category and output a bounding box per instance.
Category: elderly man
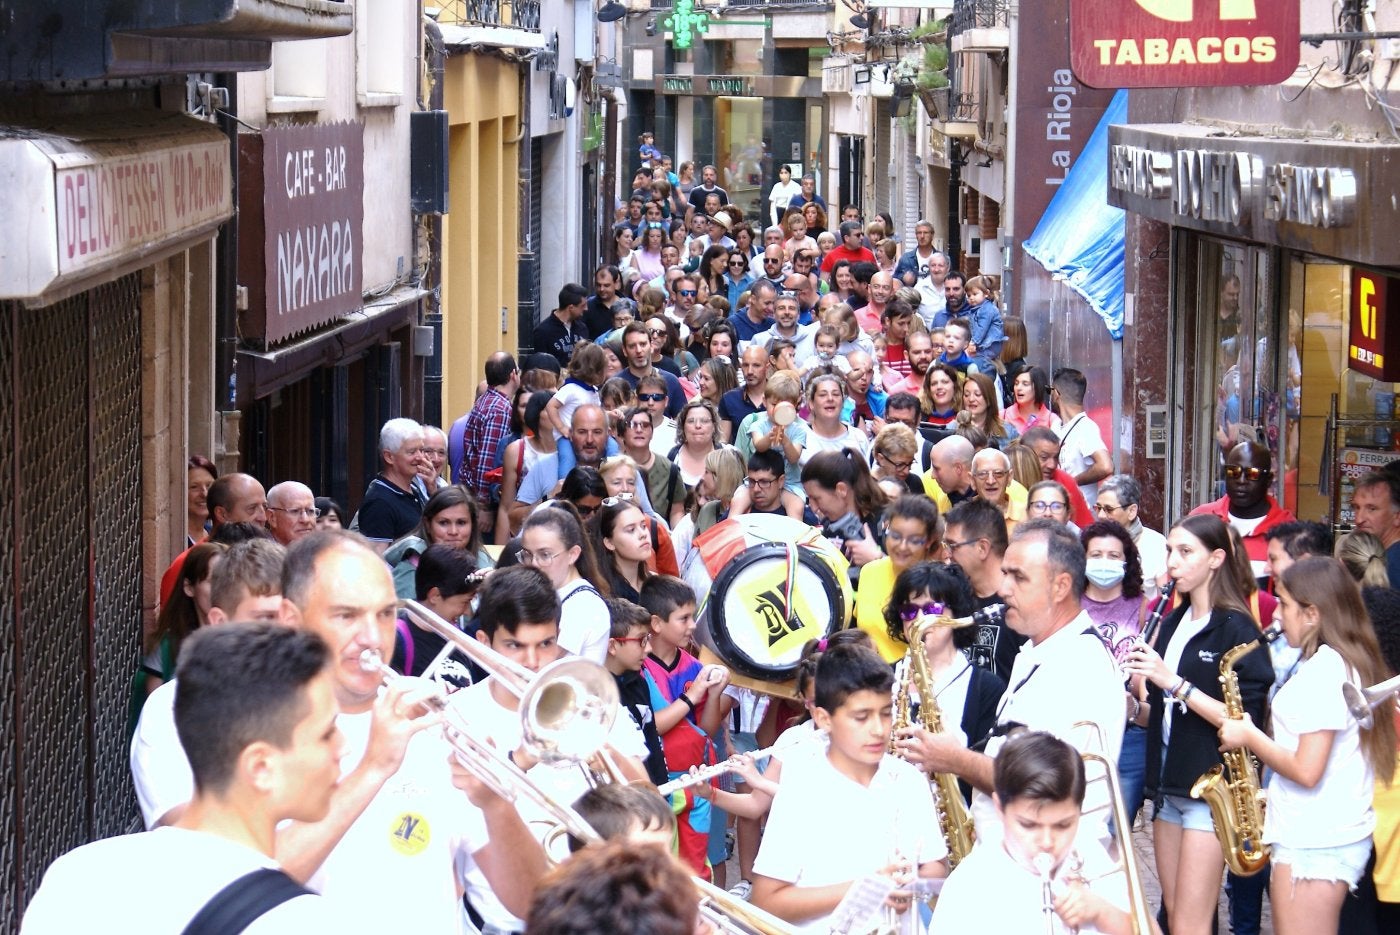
[418,425,451,492]
[1095,474,1169,591]
[1189,440,1295,580]
[788,172,826,211]
[819,220,876,274]
[356,417,429,554]
[916,251,950,328]
[970,447,1028,530]
[895,520,1125,847]
[729,279,777,344]
[131,531,547,930]
[719,345,770,444]
[265,481,319,546]
[751,292,816,362]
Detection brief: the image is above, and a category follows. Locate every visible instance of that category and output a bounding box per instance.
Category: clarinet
[1138,579,1176,648]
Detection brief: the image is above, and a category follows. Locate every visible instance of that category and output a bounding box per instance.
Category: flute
[657,737,797,796]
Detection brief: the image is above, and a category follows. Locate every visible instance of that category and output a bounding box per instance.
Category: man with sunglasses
[818,220,875,275]
[1189,440,1295,580]
[754,243,787,291]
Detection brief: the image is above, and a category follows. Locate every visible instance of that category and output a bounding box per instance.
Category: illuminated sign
[1070,0,1298,88]
[1349,268,1400,382]
[664,0,709,51]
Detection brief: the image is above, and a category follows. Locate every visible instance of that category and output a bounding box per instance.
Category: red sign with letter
[1070,0,1299,88]
[1349,268,1400,382]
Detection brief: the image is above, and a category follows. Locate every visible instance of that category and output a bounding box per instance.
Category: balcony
[1,0,353,83]
[434,0,541,30]
[949,0,1008,54]
[922,88,979,138]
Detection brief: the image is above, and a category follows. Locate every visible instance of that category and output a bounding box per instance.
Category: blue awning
[1023,89,1128,339]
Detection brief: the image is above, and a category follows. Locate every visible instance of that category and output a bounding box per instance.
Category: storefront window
[715,95,764,220]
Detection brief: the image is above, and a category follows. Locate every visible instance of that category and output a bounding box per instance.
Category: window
[269,38,329,113]
[356,0,405,107]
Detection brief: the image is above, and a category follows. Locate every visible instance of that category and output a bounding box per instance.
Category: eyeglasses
[678,290,697,297]
[972,469,1009,481]
[268,506,322,519]
[884,529,929,548]
[517,548,563,565]
[601,493,635,506]
[877,452,913,471]
[898,601,946,623]
[638,392,667,402]
[614,633,652,646]
[944,538,984,552]
[1093,502,1123,515]
[1223,465,1267,481]
[1029,500,1068,515]
[746,476,778,490]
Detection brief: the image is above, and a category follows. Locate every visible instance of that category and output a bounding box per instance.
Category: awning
[1023,89,1127,339]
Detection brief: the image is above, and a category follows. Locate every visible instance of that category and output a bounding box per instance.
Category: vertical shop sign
[1349,268,1400,381]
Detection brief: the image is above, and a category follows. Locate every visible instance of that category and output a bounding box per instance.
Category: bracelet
[1166,677,1185,699]
[1129,697,1142,723]
[679,694,696,712]
[1178,682,1196,704]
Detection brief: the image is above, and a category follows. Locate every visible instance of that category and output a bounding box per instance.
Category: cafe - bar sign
[1349,268,1400,382]
[1070,0,1298,88]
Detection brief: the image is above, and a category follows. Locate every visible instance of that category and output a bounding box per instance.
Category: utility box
[410,110,450,216]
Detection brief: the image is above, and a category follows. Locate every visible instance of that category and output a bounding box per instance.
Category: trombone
[388,600,795,935]
[1344,673,1400,729]
[1070,722,1157,935]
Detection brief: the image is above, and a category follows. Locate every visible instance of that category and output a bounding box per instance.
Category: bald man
[266,481,319,546]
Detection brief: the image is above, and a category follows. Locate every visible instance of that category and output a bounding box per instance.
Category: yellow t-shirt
[853,557,909,663]
[1374,747,1400,901]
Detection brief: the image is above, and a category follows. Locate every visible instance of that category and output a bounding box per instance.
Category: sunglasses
[678,290,697,297]
[638,392,667,402]
[898,601,947,623]
[647,327,668,336]
[1223,465,1267,481]
[728,260,747,267]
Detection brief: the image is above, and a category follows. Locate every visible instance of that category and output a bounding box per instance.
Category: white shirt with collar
[969,609,1125,848]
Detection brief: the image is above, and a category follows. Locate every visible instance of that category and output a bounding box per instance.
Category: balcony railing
[435,0,541,30]
[949,0,1009,53]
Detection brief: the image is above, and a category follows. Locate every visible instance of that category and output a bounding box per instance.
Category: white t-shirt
[1056,413,1109,504]
[131,678,188,829]
[932,835,1128,934]
[754,750,947,934]
[21,828,342,934]
[1225,511,1270,579]
[550,382,599,440]
[649,418,679,460]
[799,424,871,465]
[1264,645,1374,848]
[132,695,488,933]
[557,578,610,664]
[1161,610,1212,748]
[971,613,1125,847]
[1134,526,1168,588]
[449,678,643,930]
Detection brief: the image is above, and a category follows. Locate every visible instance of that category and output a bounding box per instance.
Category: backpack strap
[561,583,602,605]
[182,868,311,935]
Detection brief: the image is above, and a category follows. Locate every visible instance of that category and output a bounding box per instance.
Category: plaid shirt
[459,387,513,501]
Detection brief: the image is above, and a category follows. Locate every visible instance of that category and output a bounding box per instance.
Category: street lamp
[598,1,627,22]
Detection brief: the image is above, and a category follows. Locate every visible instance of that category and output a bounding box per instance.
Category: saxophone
[1189,630,1279,877]
[890,615,977,868]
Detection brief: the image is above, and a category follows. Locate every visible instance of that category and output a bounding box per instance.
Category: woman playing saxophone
[1122,515,1273,935]
[1215,557,1397,935]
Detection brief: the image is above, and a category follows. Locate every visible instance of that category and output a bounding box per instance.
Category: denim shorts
[1156,793,1216,833]
[1272,839,1372,888]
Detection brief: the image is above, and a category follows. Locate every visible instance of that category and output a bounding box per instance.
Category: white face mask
[1084,558,1126,589]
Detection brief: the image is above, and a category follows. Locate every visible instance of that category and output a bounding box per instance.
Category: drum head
[703,541,845,681]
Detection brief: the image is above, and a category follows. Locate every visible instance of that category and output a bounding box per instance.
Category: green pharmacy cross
[664,0,709,50]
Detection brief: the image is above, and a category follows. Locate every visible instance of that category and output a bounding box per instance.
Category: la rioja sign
[1070,0,1299,88]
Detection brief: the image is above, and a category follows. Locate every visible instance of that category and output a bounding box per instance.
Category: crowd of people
[21,166,1400,935]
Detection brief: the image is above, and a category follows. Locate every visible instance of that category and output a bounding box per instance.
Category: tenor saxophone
[890,615,977,868]
[1189,630,1279,877]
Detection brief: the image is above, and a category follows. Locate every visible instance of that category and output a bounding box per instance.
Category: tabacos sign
[1070,0,1299,88]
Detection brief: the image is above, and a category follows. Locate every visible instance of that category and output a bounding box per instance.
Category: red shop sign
[1349,268,1400,382]
[1070,0,1299,89]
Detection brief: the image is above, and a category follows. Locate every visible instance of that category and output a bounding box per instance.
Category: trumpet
[1344,673,1400,729]
[390,601,795,935]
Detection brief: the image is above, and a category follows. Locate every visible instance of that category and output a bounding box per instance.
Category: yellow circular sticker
[389,812,430,856]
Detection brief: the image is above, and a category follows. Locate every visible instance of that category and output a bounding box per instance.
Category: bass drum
[682,515,851,682]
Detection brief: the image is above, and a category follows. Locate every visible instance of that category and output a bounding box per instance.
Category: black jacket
[1145,605,1274,797]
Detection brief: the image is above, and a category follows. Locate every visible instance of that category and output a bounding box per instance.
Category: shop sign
[1349,268,1400,382]
[257,122,364,345]
[1105,125,1399,266]
[662,76,694,93]
[1070,0,1298,88]
[54,139,230,277]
